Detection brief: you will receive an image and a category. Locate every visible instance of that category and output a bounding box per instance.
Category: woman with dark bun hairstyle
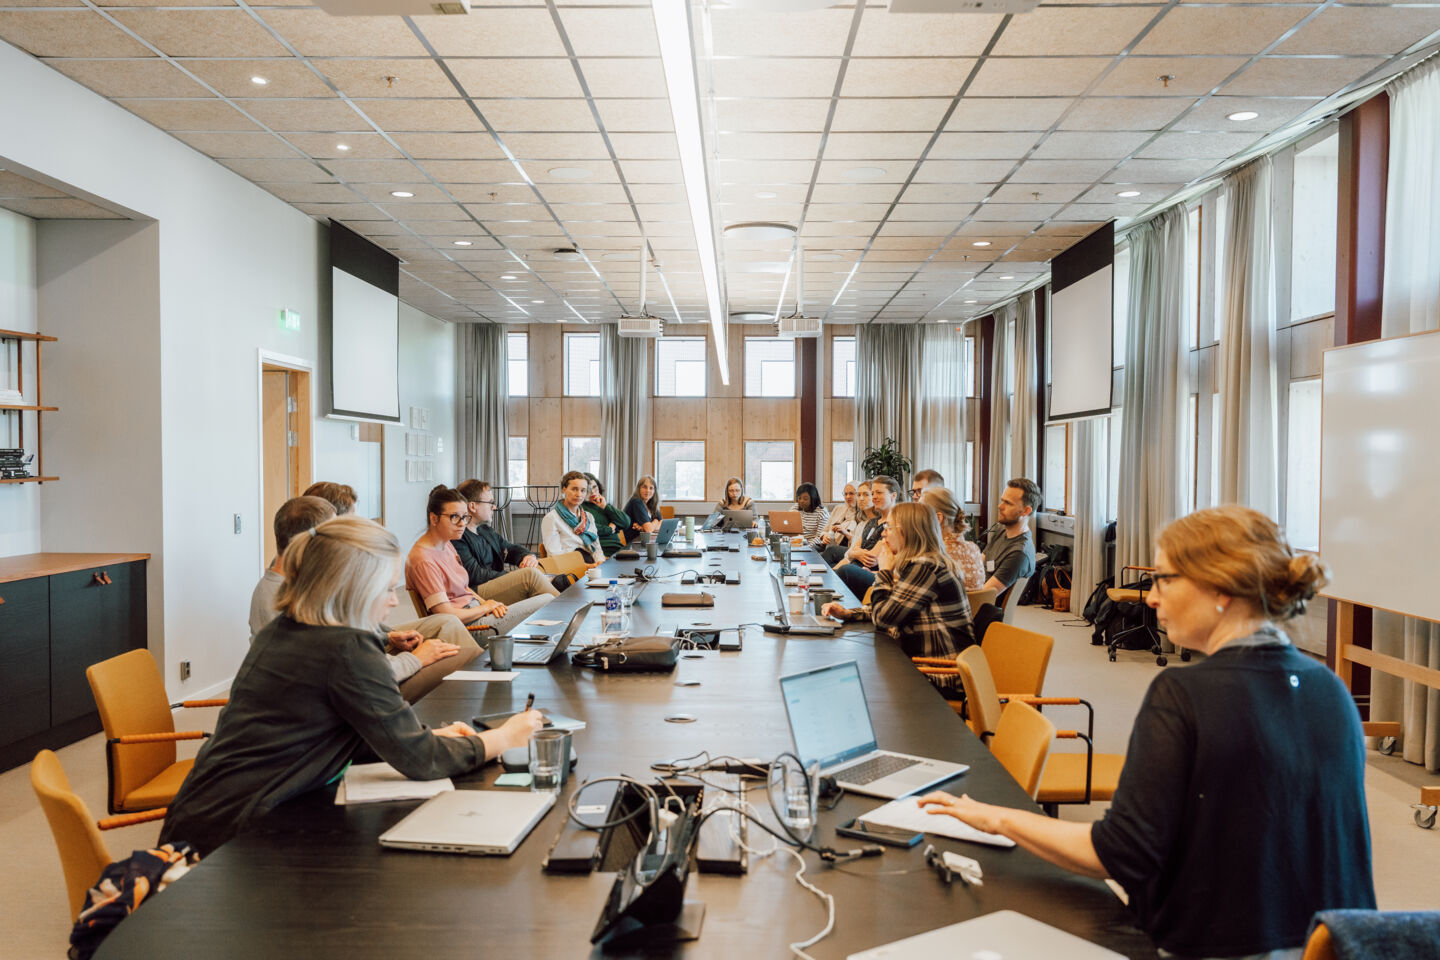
[919,506,1375,960]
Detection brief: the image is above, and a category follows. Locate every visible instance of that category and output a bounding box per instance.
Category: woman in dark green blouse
[581,472,632,553]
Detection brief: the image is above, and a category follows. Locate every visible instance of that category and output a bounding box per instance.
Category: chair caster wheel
[1180,650,1191,662]
[1380,736,1398,756]
[1415,806,1437,830]
[1156,656,1168,667]
[1108,651,1116,662]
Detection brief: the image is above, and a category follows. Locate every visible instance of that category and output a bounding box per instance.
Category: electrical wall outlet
[180,659,192,681]
[234,513,242,534]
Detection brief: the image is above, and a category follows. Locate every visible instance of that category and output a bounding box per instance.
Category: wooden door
[261,370,290,563]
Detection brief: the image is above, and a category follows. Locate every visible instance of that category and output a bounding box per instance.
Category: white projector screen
[331,265,400,423]
[1049,264,1114,420]
[1320,330,1440,623]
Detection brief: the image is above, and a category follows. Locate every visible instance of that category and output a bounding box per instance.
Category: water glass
[772,755,820,840]
[529,729,570,793]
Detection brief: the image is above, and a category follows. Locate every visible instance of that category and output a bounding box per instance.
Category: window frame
[654,336,708,398]
[563,332,602,397]
[506,331,528,397]
[655,439,707,501]
[743,337,797,398]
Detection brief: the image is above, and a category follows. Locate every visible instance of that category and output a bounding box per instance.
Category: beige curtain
[985,304,1013,516]
[1070,417,1109,603]
[916,324,967,489]
[854,323,924,481]
[600,325,650,501]
[456,323,509,492]
[1009,291,1038,482]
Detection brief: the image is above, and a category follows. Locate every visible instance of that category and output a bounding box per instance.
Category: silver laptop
[780,660,968,800]
[720,507,755,531]
[847,909,1126,960]
[655,517,680,546]
[512,602,592,665]
[378,789,555,856]
[768,571,837,636]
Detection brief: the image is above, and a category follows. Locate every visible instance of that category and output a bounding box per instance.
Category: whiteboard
[1320,329,1440,623]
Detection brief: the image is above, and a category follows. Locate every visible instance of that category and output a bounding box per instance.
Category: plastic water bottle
[797,560,810,603]
[602,579,624,634]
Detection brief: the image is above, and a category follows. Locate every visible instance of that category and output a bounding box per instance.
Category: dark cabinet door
[0,577,50,748]
[49,562,147,726]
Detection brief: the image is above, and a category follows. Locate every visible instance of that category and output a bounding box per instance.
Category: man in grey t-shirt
[981,477,1040,594]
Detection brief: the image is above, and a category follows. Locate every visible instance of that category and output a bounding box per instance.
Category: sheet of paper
[529,619,562,627]
[338,762,453,805]
[857,797,1016,848]
[445,670,518,682]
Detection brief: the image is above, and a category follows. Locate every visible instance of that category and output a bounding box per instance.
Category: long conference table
[97,530,1156,959]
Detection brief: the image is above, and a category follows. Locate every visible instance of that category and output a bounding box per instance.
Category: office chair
[914,622,1052,712]
[659,505,675,519]
[86,650,226,815]
[31,750,166,921]
[965,587,998,611]
[999,575,1030,622]
[538,549,590,586]
[406,588,496,639]
[955,646,1125,815]
[987,699,1055,800]
[1301,923,1335,960]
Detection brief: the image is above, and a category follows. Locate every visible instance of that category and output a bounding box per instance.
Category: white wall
[0,42,458,696]
[0,208,40,556]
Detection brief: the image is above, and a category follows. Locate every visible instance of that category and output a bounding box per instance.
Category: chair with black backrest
[31,749,167,922]
[86,650,227,815]
[954,645,1125,815]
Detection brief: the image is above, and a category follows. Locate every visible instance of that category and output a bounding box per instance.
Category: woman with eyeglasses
[160,515,543,857]
[918,506,1374,959]
[406,485,553,636]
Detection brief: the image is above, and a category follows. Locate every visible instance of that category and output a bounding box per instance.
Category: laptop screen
[779,660,879,770]
[769,572,790,626]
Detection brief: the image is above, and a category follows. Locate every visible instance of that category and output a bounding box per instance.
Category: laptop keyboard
[834,754,921,786]
[512,645,554,664]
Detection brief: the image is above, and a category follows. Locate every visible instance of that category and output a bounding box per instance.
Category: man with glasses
[454,478,563,599]
[910,469,944,502]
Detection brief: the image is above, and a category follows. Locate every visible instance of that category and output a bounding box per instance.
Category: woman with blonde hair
[714,476,753,513]
[919,506,1374,959]
[919,486,985,589]
[159,515,543,857]
[864,501,974,659]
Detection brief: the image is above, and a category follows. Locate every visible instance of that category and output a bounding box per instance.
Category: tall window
[656,440,705,500]
[564,436,600,477]
[507,332,528,397]
[830,440,854,500]
[564,333,601,396]
[745,441,795,501]
[507,436,528,490]
[656,337,707,397]
[1285,379,1322,550]
[832,336,856,397]
[1290,132,1338,322]
[1043,422,1068,514]
[744,338,796,397]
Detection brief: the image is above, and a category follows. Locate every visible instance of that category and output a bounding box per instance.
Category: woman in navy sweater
[920,506,1375,959]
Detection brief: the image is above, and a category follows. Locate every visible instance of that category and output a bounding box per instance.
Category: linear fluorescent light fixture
[653,0,728,384]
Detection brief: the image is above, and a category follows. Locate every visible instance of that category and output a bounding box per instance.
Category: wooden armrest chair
[1301,922,1335,960]
[659,506,675,519]
[31,749,169,922]
[987,699,1055,800]
[406,588,496,638]
[966,588,998,611]
[539,549,590,585]
[999,575,1030,623]
[86,650,227,815]
[914,622,1054,707]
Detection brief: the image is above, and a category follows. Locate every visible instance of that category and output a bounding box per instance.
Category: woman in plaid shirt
[868,502,975,660]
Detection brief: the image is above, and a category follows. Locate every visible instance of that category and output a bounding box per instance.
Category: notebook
[846,910,1126,960]
[378,790,555,856]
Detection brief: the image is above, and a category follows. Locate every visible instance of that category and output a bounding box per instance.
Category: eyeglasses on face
[1150,571,1182,593]
[440,512,468,525]
[472,499,495,506]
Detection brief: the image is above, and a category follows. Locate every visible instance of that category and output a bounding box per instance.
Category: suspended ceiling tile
[593,99,673,133]
[43,57,209,99]
[0,196,125,218]
[283,132,405,160]
[1132,6,1311,58]
[389,132,504,160]
[720,159,815,183]
[840,57,975,97]
[294,201,384,221]
[234,97,365,132]
[255,9,431,57]
[1276,6,1440,56]
[317,58,460,99]
[914,159,1019,182]
[608,133,679,160]
[551,202,634,221]
[717,131,821,160]
[1108,157,1218,182]
[109,9,289,58]
[1030,130,1150,160]
[954,220,1039,237]
[521,158,616,181]
[117,97,259,131]
[414,9,567,57]
[991,6,1159,57]
[446,58,583,98]
[712,58,841,98]
[503,131,610,159]
[472,98,595,132]
[901,182,995,203]
[714,98,831,133]
[852,9,1002,57]
[710,8,855,56]
[1177,95,1319,131]
[803,202,891,221]
[830,97,952,132]
[466,201,551,220]
[967,57,1112,98]
[891,202,975,221]
[1054,202,1147,220]
[1058,96,1189,131]
[577,58,666,98]
[220,157,332,183]
[0,11,155,58]
[930,131,1042,160]
[175,130,298,159]
[814,159,909,183]
[1221,56,1387,97]
[556,8,660,57]
[1075,182,1181,204]
[325,157,428,182]
[801,220,880,237]
[970,202,1063,222]
[1136,129,1264,160]
[353,98,483,132]
[1091,56,1250,97]
[184,59,336,99]
[876,219,959,238]
[822,131,933,160]
[945,97,1072,132]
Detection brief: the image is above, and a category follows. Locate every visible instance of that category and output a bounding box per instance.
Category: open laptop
[700,511,725,532]
[763,571,837,636]
[846,910,1126,960]
[720,508,755,531]
[511,601,592,665]
[780,660,968,799]
[769,510,803,534]
[655,517,680,546]
[378,790,555,856]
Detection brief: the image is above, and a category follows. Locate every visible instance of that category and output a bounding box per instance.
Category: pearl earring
[1215,604,1225,614]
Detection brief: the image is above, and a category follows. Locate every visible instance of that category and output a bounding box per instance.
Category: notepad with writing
[857,797,1016,848]
[336,762,454,806]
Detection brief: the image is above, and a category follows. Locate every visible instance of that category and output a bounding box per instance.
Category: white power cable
[777,845,835,960]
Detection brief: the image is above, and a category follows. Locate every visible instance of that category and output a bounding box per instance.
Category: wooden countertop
[0,552,151,583]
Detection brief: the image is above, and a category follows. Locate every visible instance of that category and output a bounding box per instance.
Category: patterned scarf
[555,500,598,548]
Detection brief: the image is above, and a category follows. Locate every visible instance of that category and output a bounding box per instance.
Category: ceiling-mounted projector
[887,0,1040,12]
[316,0,469,15]
[778,315,822,338]
[618,316,663,338]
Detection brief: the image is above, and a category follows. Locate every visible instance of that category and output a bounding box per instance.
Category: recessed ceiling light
[754,191,778,199]
[250,75,268,86]
[531,299,545,304]
[844,166,887,180]
[500,274,518,280]
[999,275,1014,280]
[390,190,414,198]
[1116,190,1142,198]
[453,240,472,246]
[964,299,978,304]
[548,167,592,180]
[1227,111,1259,122]
[971,241,991,248]
[336,143,351,152]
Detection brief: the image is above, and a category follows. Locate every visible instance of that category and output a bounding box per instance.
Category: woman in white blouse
[540,471,604,567]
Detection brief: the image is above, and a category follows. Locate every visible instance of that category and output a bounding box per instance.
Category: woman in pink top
[406,485,509,625]
[920,486,986,591]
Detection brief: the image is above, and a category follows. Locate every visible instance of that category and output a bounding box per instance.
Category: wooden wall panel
[507,398,528,434]
[742,398,800,439]
[531,325,563,399]
[827,399,853,440]
[1290,317,1333,379]
[562,397,603,437]
[653,398,707,439]
[706,398,742,502]
[529,397,562,484]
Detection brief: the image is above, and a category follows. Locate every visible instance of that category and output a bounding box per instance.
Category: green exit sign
[278,309,301,332]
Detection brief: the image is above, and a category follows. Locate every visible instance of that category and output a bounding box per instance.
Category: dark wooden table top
[97,532,1155,959]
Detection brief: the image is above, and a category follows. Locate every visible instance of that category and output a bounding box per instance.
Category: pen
[524,692,535,713]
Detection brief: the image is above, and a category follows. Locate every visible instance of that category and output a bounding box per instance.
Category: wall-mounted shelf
[1,329,58,484]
